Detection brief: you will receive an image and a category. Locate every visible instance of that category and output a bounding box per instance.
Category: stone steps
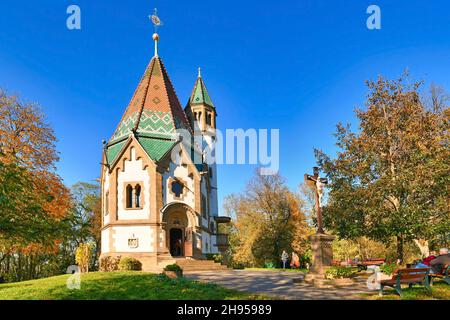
[175,258,228,272]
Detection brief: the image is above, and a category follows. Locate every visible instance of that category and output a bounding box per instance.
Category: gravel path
[184,269,374,300]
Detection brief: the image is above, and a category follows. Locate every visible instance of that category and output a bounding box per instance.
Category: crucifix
[304,166,328,234]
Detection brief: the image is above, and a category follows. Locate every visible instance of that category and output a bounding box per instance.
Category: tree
[315,73,450,262]
[68,182,101,269]
[0,89,71,242]
[224,170,310,267]
[75,243,94,273]
[0,89,71,281]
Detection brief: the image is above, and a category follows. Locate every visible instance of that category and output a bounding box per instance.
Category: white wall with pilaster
[162,161,195,208]
[203,134,219,218]
[101,228,110,254]
[112,225,154,253]
[103,169,110,225]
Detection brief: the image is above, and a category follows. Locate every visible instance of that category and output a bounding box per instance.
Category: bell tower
[185,69,219,218]
[185,68,217,132]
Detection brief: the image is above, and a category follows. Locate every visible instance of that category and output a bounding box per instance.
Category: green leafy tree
[68,182,101,269]
[225,170,309,267]
[316,74,450,262]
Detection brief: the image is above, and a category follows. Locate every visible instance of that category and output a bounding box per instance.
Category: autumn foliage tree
[316,74,450,262]
[224,170,310,267]
[0,89,71,281]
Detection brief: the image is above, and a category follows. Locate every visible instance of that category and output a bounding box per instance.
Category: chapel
[99,26,229,271]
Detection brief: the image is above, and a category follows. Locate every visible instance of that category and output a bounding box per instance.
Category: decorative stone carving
[128,237,139,248]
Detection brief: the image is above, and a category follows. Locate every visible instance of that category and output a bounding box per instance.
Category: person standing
[281,250,289,269]
[290,252,300,269]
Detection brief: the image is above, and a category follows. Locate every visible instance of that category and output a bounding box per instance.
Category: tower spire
[198,67,201,78]
[149,8,163,57]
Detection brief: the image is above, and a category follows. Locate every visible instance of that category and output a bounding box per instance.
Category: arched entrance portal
[170,228,183,256]
[162,202,196,258]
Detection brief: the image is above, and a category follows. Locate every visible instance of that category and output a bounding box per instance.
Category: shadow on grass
[0,272,268,300]
[362,280,449,300]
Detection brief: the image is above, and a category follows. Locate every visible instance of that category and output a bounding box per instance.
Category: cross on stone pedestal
[303,166,335,280]
[304,166,328,234]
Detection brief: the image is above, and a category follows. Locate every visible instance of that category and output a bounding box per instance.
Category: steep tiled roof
[105,55,194,167]
[105,139,127,165]
[188,75,214,108]
[137,136,177,162]
[110,56,192,143]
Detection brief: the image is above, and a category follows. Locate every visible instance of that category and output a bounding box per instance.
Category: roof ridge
[200,77,206,105]
[158,58,193,133]
[110,59,155,140]
[133,58,156,132]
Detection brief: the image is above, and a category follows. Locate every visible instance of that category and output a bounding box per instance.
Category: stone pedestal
[308,233,336,274]
[304,233,335,287]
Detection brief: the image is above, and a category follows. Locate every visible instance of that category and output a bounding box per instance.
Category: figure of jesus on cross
[305,167,328,234]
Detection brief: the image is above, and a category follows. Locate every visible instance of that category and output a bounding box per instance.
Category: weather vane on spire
[149,8,163,57]
[149,8,163,33]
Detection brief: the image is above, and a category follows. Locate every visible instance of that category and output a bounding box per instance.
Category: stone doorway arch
[161,202,198,258]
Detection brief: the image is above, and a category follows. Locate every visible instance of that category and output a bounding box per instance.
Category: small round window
[171,181,183,198]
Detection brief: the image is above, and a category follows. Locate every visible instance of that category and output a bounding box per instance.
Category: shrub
[264,262,275,269]
[163,264,182,272]
[231,262,245,270]
[379,263,398,276]
[205,254,223,263]
[99,256,121,272]
[300,250,312,268]
[118,257,142,271]
[325,266,357,279]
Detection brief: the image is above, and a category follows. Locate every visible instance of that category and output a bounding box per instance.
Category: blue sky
[1,0,450,211]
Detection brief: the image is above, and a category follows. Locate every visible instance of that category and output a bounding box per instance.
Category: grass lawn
[362,280,450,300]
[0,272,269,300]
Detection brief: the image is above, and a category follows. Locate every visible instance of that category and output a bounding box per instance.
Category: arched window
[206,113,212,126]
[126,185,133,208]
[105,191,109,215]
[135,184,141,208]
[171,181,183,198]
[201,195,207,218]
[209,168,213,179]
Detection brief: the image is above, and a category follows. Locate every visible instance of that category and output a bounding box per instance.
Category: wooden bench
[379,268,431,296]
[429,264,450,285]
[357,258,386,271]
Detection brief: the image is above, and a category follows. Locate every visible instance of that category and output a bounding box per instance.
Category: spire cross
[304,166,328,234]
[198,67,201,78]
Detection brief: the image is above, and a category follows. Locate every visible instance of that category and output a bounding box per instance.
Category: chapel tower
[99,14,229,272]
[185,69,219,222]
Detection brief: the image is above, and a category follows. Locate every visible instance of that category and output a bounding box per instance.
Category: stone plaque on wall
[128,238,139,248]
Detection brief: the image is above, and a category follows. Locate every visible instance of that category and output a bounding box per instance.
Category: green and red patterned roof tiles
[189,76,214,108]
[105,55,195,166]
